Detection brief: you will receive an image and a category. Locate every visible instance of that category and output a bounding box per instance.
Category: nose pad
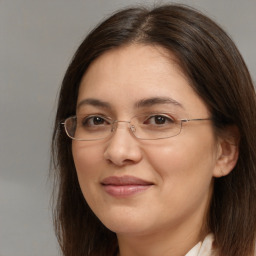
[111,123,116,133]
[130,125,136,133]
[110,121,131,134]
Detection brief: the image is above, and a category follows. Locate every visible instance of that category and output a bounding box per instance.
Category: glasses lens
[64,114,182,141]
[131,114,182,140]
[64,116,112,141]
[64,116,77,139]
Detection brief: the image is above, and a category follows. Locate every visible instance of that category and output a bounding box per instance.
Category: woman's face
[72,44,220,237]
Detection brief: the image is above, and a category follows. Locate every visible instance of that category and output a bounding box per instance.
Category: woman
[51,4,256,256]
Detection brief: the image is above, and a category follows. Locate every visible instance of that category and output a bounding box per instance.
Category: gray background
[1,0,255,255]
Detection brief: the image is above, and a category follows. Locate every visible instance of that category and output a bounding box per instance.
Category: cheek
[72,142,107,209]
[72,142,104,189]
[72,141,103,170]
[144,134,217,188]
[145,136,216,217]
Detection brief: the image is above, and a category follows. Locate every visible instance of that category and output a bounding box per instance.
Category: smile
[101,175,154,197]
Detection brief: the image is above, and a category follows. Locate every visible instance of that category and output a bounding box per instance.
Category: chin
[98,210,152,235]
[106,222,150,236]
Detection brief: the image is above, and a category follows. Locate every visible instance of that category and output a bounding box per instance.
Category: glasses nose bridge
[111,119,135,133]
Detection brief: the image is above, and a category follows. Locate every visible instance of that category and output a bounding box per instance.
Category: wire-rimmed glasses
[62,113,211,141]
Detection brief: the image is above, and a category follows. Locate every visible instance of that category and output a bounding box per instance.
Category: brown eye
[144,115,175,125]
[82,116,110,127]
[154,116,167,124]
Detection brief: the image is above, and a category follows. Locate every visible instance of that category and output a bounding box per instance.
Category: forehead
[80,44,185,92]
[77,44,209,117]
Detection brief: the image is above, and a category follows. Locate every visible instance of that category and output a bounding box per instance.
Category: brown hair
[51,4,256,256]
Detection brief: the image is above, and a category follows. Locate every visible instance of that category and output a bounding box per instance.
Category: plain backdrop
[1,1,255,255]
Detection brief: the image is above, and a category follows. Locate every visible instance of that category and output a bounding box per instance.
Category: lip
[101,175,153,197]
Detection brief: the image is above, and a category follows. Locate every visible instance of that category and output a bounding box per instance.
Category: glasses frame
[62,115,212,141]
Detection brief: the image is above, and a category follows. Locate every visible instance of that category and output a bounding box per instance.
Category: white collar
[185,234,214,256]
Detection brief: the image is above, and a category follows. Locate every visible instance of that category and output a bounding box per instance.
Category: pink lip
[101,175,153,197]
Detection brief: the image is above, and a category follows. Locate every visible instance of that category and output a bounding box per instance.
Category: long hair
[51,4,256,256]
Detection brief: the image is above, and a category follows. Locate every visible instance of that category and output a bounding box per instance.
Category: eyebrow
[135,97,184,109]
[76,96,184,111]
[77,98,112,110]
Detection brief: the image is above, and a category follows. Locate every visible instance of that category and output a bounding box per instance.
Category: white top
[186,234,256,256]
[185,234,215,256]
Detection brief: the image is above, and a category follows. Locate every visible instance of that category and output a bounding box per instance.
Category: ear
[213,126,240,178]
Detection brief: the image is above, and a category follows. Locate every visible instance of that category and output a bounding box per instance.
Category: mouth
[101,175,154,197]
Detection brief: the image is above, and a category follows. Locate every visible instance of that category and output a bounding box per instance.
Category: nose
[103,121,142,166]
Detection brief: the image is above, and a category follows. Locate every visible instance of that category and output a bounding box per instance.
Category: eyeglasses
[62,113,211,141]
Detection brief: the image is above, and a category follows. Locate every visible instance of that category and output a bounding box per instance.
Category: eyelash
[143,114,175,125]
[80,114,111,126]
[78,113,177,127]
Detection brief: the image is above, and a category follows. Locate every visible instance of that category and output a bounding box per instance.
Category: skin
[72,44,238,256]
